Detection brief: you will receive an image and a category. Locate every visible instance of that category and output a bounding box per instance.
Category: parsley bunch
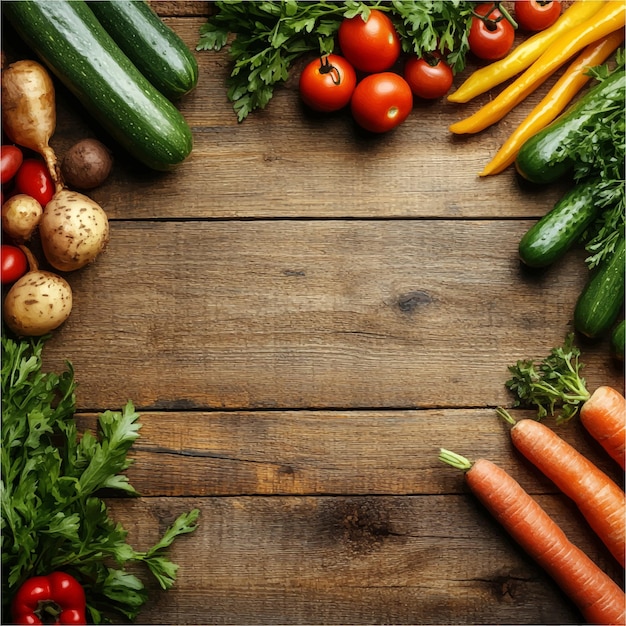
[1,333,199,624]
[574,52,625,269]
[197,0,474,121]
[504,333,591,424]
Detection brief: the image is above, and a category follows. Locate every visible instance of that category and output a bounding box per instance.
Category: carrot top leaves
[505,333,591,423]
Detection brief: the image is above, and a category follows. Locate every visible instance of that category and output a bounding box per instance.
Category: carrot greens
[1,333,199,624]
[504,333,590,423]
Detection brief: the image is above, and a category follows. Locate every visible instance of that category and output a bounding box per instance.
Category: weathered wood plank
[105,495,623,625]
[79,409,624,499]
[43,220,621,411]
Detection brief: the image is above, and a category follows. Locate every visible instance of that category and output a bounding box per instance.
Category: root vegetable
[2,246,72,336]
[1,59,61,187]
[39,190,109,272]
[61,138,113,190]
[1,193,43,243]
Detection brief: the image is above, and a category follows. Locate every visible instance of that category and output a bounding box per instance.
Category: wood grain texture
[41,219,621,411]
[105,494,622,625]
[3,1,623,623]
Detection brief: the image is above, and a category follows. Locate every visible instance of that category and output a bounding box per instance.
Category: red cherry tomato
[299,54,357,113]
[14,159,55,206]
[350,72,413,133]
[1,145,24,185]
[468,3,516,61]
[515,0,562,31]
[1,244,28,284]
[403,53,454,100]
[338,9,401,74]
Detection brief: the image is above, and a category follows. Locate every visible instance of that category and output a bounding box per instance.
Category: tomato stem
[318,55,341,85]
[472,2,518,31]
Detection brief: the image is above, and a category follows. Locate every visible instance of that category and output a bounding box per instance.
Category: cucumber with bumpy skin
[88,0,198,100]
[519,181,599,268]
[3,0,192,171]
[574,237,625,338]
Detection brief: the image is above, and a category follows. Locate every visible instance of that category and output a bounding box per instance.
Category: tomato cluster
[1,144,54,285]
[299,9,455,134]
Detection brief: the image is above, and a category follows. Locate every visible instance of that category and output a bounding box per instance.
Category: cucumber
[574,237,625,338]
[87,0,198,101]
[516,70,626,184]
[518,180,598,268]
[3,0,192,171]
[611,320,625,361]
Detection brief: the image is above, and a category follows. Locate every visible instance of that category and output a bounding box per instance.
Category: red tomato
[14,159,55,206]
[1,244,28,284]
[403,54,454,100]
[299,54,357,112]
[1,145,23,184]
[515,0,562,31]
[350,72,413,133]
[468,3,516,61]
[338,9,401,74]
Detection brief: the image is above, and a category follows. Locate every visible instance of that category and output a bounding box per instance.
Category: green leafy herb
[504,333,591,424]
[1,333,199,624]
[197,0,475,121]
[576,52,625,269]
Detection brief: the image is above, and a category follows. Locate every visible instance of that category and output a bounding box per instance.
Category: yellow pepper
[447,0,606,104]
[448,0,626,135]
[479,29,625,177]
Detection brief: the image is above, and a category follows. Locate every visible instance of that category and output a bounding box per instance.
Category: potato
[3,269,73,336]
[1,193,43,242]
[61,138,113,190]
[40,189,109,272]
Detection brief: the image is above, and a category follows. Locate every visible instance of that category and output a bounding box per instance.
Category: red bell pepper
[11,572,87,625]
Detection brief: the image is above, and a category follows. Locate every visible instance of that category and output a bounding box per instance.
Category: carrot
[498,412,626,567]
[580,386,626,470]
[439,449,626,625]
[505,333,626,469]
[479,29,624,177]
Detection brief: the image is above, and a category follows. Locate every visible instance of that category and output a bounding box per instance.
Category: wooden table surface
[4,2,624,623]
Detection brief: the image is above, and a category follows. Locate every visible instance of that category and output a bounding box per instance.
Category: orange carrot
[580,386,626,470]
[499,414,626,567]
[439,449,626,625]
[505,334,626,469]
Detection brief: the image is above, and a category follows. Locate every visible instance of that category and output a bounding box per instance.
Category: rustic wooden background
[3,1,624,623]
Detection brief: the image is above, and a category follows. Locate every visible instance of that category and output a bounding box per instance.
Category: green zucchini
[518,180,599,268]
[574,237,625,338]
[611,319,625,361]
[87,0,198,100]
[3,0,192,171]
[515,69,626,185]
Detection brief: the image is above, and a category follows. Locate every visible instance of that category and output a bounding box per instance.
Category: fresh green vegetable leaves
[577,52,625,269]
[197,0,474,120]
[504,333,591,423]
[1,333,199,624]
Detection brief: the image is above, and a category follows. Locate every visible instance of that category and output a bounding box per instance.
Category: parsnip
[1,59,61,186]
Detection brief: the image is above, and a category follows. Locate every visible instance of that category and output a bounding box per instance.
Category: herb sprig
[504,333,591,424]
[1,334,199,624]
[197,0,475,121]
[575,51,625,269]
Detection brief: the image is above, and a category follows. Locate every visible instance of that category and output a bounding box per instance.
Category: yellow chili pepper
[479,29,625,177]
[448,0,606,103]
[448,0,626,135]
